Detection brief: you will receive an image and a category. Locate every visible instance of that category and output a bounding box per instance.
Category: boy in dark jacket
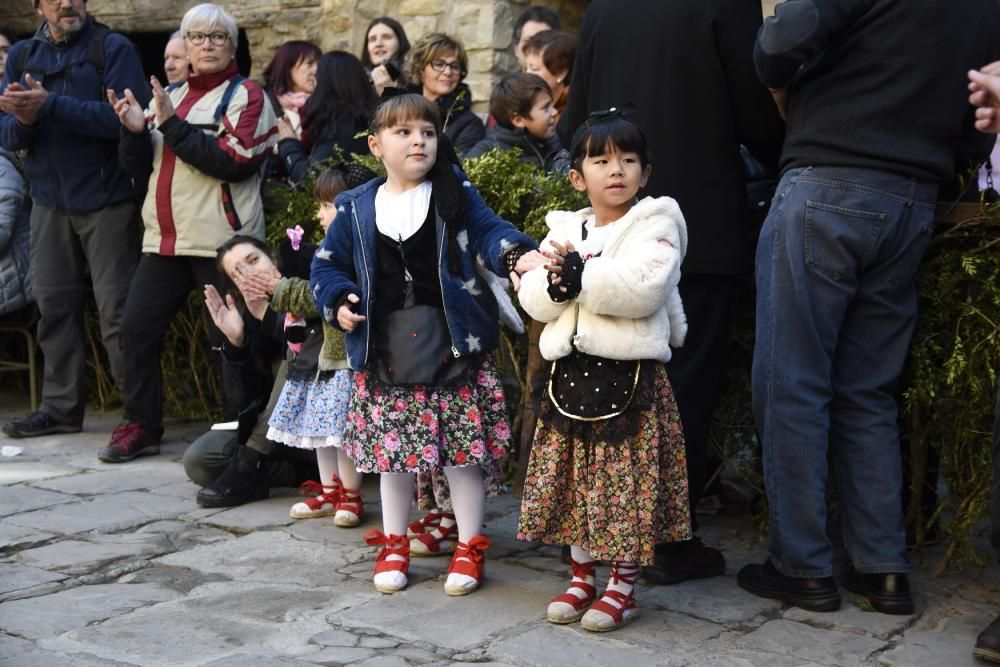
[466,72,569,175]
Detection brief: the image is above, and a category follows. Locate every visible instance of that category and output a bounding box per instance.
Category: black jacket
[277,113,370,185]
[558,0,784,274]
[755,0,1000,185]
[425,83,486,157]
[466,124,570,175]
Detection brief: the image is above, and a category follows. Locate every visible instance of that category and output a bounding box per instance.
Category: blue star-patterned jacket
[310,165,537,372]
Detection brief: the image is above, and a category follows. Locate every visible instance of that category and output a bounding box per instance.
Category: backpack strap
[14,39,40,84]
[214,75,246,124]
[14,23,109,96]
[87,23,110,96]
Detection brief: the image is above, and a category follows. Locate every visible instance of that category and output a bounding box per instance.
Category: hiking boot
[98,422,161,463]
[196,445,269,508]
[2,411,81,439]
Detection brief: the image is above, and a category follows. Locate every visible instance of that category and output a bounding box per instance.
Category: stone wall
[0,0,584,112]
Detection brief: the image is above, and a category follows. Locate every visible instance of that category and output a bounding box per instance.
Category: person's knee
[183,430,238,486]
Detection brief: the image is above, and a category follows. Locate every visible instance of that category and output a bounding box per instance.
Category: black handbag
[548,347,641,422]
[373,286,469,386]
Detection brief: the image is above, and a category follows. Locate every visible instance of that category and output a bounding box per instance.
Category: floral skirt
[517,362,692,565]
[342,355,512,474]
[267,369,352,449]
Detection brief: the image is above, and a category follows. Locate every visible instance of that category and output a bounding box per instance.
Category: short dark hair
[511,6,561,48]
[524,30,575,79]
[490,72,550,129]
[0,27,17,46]
[313,169,347,203]
[569,114,652,172]
[361,17,411,70]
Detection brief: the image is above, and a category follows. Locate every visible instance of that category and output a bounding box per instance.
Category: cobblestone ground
[0,393,997,666]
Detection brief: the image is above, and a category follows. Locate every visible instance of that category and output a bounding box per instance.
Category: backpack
[15,22,111,99]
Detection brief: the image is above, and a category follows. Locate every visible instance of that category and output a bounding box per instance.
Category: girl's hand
[204,284,245,346]
[544,239,576,274]
[509,249,546,292]
[107,88,146,134]
[337,293,366,332]
[276,116,298,141]
[150,75,175,126]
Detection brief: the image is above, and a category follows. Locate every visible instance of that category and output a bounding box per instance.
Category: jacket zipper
[352,205,372,367]
[436,216,460,358]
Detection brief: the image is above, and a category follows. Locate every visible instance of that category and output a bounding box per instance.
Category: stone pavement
[0,394,997,667]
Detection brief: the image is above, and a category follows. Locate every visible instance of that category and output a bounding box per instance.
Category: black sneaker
[843,563,914,615]
[2,411,81,439]
[643,537,726,585]
[975,613,1000,664]
[737,559,842,612]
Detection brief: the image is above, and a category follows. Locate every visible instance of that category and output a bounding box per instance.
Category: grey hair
[168,30,184,42]
[180,4,239,47]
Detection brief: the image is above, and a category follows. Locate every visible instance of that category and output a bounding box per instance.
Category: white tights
[316,446,362,490]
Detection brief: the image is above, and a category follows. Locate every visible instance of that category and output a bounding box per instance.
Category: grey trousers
[29,202,139,423]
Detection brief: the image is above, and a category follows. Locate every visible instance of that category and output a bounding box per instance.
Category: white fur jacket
[518,196,688,363]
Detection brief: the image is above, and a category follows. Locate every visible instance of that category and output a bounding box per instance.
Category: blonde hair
[406,33,468,87]
[369,93,442,135]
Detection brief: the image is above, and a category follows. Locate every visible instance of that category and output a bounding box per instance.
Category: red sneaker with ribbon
[581,562,639,632]
[547,557,598,624]
[365,530,410,594]
[444,535,491,596]
[289,476,342,519]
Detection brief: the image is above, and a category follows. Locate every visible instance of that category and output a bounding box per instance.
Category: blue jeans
[753,166,937,578]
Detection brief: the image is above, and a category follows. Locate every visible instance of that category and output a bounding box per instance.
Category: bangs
[369,93,443,135]
[313,169,347,202]
[570,116,651,170]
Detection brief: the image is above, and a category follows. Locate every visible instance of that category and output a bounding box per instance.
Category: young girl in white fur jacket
[517,111,692,633]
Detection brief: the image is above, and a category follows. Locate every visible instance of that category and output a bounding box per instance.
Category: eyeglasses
[186,31,229,46]
[429,60,463,75]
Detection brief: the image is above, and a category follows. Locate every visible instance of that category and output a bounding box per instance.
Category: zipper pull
[451,345,460,358]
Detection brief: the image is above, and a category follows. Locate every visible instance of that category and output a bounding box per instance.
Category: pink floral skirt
[342,355,513,474]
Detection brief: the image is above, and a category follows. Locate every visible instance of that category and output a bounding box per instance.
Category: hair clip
[286,225,304,251]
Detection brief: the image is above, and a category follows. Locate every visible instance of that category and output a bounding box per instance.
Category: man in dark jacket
[0,0,149,438]
[557,0,784,584]
[738,0,1000,615]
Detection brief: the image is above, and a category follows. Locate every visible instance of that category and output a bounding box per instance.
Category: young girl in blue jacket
[310,93,543,596]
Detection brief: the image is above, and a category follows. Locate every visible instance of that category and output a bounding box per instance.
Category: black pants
[120,254,246,431]
[664,274,738,533]
[992,378,1000,558]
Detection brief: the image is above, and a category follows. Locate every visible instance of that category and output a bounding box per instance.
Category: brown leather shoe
[975,613,1000,664]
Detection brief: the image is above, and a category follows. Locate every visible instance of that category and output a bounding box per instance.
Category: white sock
[375,473,415,589]
[565,546,596,601]
[443,465,485,588]
[602,562,638,611]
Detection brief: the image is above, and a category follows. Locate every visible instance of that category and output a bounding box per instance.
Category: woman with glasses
[406,33,484,155]
[99,3,278,465]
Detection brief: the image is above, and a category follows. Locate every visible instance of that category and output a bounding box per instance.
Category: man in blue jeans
[737,0,1000,615]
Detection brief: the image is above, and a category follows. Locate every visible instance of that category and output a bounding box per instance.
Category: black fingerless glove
[504,246,531,276]
[547,251,584,302]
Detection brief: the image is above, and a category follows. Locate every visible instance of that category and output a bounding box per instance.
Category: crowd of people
[0,0,998,654]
